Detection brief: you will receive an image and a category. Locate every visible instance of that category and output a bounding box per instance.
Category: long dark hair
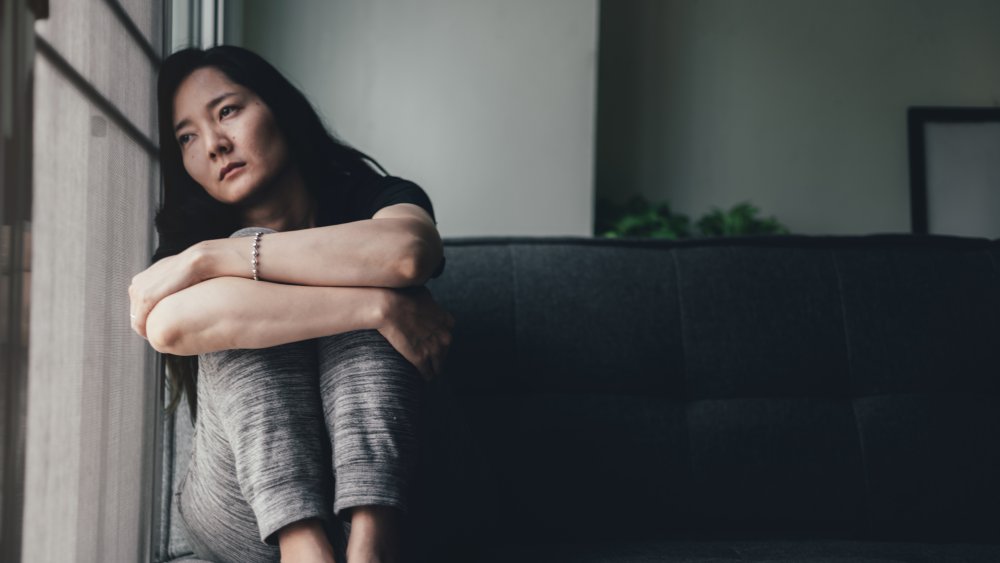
[153,45,387,421]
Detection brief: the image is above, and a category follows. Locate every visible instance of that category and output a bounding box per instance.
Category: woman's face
[172,66,290,204]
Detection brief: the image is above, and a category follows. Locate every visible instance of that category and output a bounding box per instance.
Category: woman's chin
[216,181,259,205]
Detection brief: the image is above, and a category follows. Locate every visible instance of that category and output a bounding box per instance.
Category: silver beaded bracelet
[251,231,262,281]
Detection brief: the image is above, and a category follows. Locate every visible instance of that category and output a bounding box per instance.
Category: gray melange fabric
[176,227,424,563]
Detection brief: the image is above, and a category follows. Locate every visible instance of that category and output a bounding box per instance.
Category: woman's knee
[316,330,424,430]
[316,329,415,376]
[198,339,320,403]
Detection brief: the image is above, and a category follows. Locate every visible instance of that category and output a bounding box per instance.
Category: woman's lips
[221,163,245,180]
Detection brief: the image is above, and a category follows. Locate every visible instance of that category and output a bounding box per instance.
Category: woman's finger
[134,298,154,339]
[129,299,146,339]
[429,352,443,382]
[434,348,448,377]
[411,344,430,382]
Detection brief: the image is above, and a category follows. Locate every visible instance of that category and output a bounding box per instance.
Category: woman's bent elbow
[146,303,179,355]
[401,234,442,287]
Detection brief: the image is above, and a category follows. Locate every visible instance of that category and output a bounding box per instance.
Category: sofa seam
[509,243,520,388]
[670,249,697,523]
[670,249,690,398]
[831,248,875,537]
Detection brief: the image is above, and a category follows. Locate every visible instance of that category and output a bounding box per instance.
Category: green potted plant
[596,195,789,239]
[695,202,790,237]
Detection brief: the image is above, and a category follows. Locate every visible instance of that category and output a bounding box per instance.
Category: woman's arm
[191,204,444,288]
[146,275,390,356]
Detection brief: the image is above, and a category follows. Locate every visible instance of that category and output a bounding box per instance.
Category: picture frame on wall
[907,107,1000,238]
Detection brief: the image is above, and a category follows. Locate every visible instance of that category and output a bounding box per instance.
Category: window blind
[21,0,164,561]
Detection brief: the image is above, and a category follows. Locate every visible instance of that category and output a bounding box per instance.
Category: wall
[236,0,600,237]
[596,0,1000,235]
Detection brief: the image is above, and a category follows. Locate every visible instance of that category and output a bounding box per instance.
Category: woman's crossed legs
[177,227,424,563]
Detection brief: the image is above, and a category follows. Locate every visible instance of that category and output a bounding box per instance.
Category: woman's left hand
[128,247,206,340]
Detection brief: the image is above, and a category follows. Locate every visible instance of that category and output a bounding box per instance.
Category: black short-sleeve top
[315,174,445,279]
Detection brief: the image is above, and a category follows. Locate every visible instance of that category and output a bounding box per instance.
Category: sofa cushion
[158,392,196,561]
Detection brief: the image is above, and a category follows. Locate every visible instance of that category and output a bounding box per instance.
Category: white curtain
[22,0,164,561]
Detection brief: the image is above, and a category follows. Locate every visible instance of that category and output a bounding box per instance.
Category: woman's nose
[207,129,233,158]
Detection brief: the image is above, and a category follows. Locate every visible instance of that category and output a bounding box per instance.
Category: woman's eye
[178,134,191,146]
[220,105,238,118]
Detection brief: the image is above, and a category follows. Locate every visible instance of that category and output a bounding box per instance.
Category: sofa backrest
[159,234,1000,560]
[417,234,1000,547]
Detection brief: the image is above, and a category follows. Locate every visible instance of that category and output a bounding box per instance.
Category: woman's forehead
[173,68,249,125]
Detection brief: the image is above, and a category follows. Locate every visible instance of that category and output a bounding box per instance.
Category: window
[13,0,166,560]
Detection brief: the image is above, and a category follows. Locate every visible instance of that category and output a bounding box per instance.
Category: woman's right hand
[377,286,455,382]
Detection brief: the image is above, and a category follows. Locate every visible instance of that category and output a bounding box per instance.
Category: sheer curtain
[21,0,165,561]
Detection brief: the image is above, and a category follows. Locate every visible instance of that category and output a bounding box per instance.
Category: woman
[128,45,453,563]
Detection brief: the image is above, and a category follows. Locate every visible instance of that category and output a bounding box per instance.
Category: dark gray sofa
[158,234,1000,563]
